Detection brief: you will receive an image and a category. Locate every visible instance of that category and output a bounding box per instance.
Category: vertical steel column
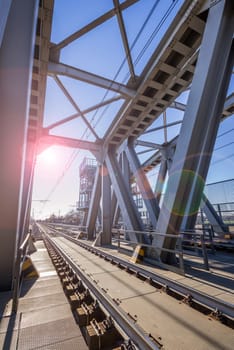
[111,189,119,225]
[125,138,160,228]
[113,203,121,227]
[154,0,234,262]
[122,151,131,188]
[111,154,121,226]
[111,151,131,226]
[155,144,175,204]
[182,40,234,231]
[0,0,39,290]
[82,211,88,227]
[101,163,112,244]
[105,148,144,243]
[86,165,102,240]
[155,156,167,203]
[19,146,36,244]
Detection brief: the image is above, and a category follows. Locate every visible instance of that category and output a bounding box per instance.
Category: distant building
[131,182,150,226]
[77,156,150,227]
[77,157,97,225]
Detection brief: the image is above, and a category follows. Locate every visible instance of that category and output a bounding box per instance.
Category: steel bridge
[0,0,234,295]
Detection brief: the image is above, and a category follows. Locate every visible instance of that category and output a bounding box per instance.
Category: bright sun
[38,147,57,165]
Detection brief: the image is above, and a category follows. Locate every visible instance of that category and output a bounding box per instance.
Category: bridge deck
[1,237,233,349]
[51,236,234,350]
[0,240,88,350]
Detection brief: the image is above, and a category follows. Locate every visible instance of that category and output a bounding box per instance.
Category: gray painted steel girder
[182,25,234,232]
[105,148,144,242]
[111,153,129,227]
[125,138,160,228]
[111,189,119,227]
[0,0,39,290]
[48,62,135,98]
[86,165,102,240]
[155,157,167,203]
[38,133,101,158]
[101,163,112,244]
[154,0,234,261]
[19,146,36,245]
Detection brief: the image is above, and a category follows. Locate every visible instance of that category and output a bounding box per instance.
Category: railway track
[43,233,159,350]
[39,224,233,350]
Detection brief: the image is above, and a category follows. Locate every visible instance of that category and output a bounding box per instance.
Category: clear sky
[31,0,234,220]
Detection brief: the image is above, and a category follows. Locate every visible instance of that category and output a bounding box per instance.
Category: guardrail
[112,228,211,271]
[112,229,184,274]
[12,232,31,313]
[181,229,215,270]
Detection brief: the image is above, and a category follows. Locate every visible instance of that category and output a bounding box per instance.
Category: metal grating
[17,317,87,350]
[36,336,88,350]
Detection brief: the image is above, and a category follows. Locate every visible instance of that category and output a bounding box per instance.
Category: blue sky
[31,0,234,219]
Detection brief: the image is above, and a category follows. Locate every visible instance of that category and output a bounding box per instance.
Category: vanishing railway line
[39,223,233,350]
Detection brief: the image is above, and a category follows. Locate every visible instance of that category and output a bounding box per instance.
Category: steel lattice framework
[0,0,233,290]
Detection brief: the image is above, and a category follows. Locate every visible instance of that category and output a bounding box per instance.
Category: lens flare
[164,169,205,217]
[38,147,57,165]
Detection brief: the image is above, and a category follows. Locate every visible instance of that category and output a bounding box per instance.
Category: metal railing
[112,229,185,274]
[12,232,31,313]
[180,229,214,270]
[112,227,212,272]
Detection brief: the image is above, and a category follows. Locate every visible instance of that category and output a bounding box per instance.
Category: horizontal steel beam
[141,137,178,170]
[142,120,182,135]
[38,133,102,153]
[170,101,186,111]
[135,140,163,149]
[48,61,136,98]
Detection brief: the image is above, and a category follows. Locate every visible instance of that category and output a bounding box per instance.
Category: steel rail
[50,228,234,321]
[44,233,160,350]
[78,241,234,320]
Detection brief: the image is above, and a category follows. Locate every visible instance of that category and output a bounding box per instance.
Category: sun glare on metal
[37,147,57,165]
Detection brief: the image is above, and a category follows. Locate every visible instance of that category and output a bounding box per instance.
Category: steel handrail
[12,232,31,313]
